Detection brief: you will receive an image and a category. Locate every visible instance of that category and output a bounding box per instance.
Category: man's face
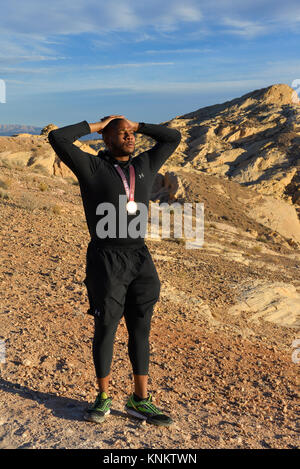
[105,120,135,156]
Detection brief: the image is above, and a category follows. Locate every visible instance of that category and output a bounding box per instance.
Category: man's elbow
[172,128,181,145]
[48,130,55,144]
[48,130,62,153]
[48,129,62,148]
[175,129,181,142]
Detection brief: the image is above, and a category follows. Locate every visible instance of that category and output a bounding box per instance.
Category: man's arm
[48,115,124,179]
[134,122,181,174]
[48,120,96,179]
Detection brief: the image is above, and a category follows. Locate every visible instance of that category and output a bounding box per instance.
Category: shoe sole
[125,407,173,427]
[83,409,110,424]
[125,407,147,421]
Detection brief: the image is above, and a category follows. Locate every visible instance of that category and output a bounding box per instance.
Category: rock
[151,171,185,203]
[40,124,58,136]
[23,359,32,367]
[228,280,300,328]
[245,193,300,244]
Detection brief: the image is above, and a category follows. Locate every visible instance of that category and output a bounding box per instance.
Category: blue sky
[1,0,300,127]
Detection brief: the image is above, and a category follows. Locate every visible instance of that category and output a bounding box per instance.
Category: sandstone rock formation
[228,279,300,328]
[40,124,58,136]
[0,124,98,179]
[164,84,300,215]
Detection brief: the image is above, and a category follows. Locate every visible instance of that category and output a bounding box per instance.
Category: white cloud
[2,0,300,102]
[142,48,212,54]
[0,32,67,67]
[7,75,276,96]
[0,0,204,67]
[0,66,55,74]
[173,3,202,22]
[1,0,203,36]
[154,1,202,29]
[0,56,68,64]
[85,62,174,69]
[0,61,174,77]
[259,60,300,80]
[221,17,268,38]
[5,79,34,85]
[2,0,300,69]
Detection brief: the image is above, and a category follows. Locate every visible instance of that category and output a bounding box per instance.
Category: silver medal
[126,200,138,214]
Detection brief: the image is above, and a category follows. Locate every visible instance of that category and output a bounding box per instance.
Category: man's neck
[104,149,131,164]
[107,150,130,161]
[114,155,130,161]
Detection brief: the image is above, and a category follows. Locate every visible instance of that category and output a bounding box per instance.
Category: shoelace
[94,395,111,411]
[136,394,163,415]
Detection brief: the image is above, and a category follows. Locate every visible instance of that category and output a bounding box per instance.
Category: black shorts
[83,240,161,325]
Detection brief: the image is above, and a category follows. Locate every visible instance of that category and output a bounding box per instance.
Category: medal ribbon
[114,164,135,202]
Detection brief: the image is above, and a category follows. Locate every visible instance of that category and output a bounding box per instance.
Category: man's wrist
[88,122,103,134]
[137,122,145,132]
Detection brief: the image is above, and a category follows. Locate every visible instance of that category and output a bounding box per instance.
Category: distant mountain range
[0,124,42,136]
[0,124,100,140]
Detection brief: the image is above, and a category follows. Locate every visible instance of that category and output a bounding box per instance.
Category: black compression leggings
[92,311,153,378]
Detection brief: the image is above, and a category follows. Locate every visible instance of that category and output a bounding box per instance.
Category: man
[48,115,181,426]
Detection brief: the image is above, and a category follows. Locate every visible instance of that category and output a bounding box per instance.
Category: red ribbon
[114,164,135,202]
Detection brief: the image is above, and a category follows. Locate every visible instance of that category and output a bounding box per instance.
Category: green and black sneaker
[84,391,112,424]
[125,393,173,427]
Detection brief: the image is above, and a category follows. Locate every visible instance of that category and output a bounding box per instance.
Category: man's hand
[123,118,139,132]
[88,115,124,134]
[99,115,125,133]
[88,115,139,134]
[102,116,139,132]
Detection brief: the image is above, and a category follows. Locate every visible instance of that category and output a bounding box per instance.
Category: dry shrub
[51,204,62,215]
[38,182,48,192]
[18,193,40,211]
[30,164,50,176]
[0,177,12,189]
[0,188,9,199]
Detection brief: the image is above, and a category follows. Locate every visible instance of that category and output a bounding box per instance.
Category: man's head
[102,118,135,157]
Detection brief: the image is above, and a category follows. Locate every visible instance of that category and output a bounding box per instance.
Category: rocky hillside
[165,83,300,212]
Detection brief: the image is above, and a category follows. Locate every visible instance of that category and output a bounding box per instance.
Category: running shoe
[84,391,112,423]
[125,393,173,426]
